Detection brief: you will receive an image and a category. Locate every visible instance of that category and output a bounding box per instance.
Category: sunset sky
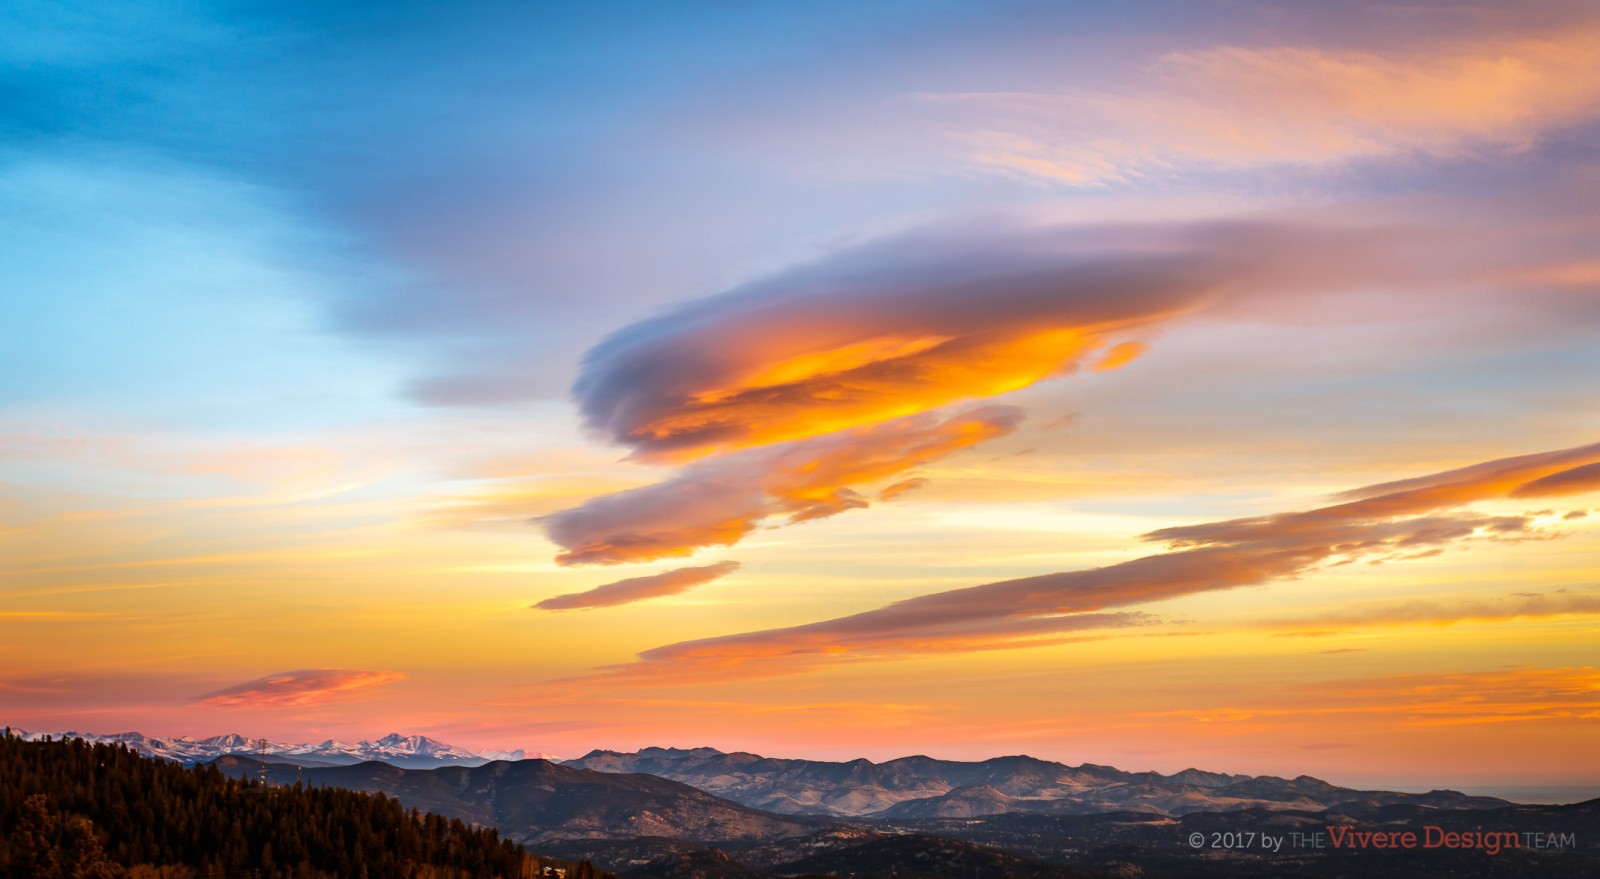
[5,0,1599,794]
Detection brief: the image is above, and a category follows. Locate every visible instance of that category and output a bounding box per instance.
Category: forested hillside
[0,731,612,879]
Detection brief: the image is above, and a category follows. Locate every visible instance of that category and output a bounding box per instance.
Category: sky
[4,0,1599,793]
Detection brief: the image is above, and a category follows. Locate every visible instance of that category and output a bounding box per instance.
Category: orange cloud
[544,406,1023,565]
[1510,461,1600,498]
[535,561,741,610]
[619,327,1102,464]
[193,669,405,708]
[594,439,1600,682]
[1090,340,1146,372]
[1323,440,1600,510]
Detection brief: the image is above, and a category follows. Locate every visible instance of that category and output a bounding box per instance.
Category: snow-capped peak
[9,727,536,767]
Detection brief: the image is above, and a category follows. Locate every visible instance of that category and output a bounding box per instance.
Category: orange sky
[4,0,1600,794]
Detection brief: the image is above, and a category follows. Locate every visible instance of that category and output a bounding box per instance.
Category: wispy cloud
[535,560,741,610]
[1260,590,1600,634]
[193,669,405,708]
[877,477,929,502]
[931,25,1600,184]
[1150,666,1600,729]
[1293,666,1600,727]
[1117,665,1600,742]
[593,440,1600,681]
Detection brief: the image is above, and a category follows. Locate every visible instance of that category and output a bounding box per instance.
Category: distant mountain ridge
[12,727,537,768]
[563,745,1510,818]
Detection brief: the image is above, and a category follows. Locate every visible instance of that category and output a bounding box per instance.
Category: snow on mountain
[9,728,547,767]
[477,748,529,762]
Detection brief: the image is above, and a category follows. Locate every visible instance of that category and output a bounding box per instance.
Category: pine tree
[63,815,120,879]
[13,793,65,879]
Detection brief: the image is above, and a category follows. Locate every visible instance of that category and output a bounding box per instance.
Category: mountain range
[13,728,1512,820]
[562,745,1509,818]
[12,727,533,768]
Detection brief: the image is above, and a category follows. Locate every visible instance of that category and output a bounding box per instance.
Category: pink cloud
[194,669,405,708]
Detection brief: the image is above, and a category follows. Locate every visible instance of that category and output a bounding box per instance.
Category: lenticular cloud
[573,223,1224,463]
[544,217,1425,567]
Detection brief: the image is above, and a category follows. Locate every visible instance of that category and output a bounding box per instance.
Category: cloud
[611,612,1154,683]
[572,222,1246,464]
[0,677,75,696]
[1260,591,1600,633]
[535,560,741,610]
[548,217,1440,566]
[1089,340,1146,372]
[1326,440,1600,507]
[544,405,1023,565]
[877,477,929,502]
[931,25,1600,185]
[1510,461,1600,498]
[193,669,405,708]
[1143,666,1600,729]
[1290,667,1600,728]
[593,439,1600,681]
